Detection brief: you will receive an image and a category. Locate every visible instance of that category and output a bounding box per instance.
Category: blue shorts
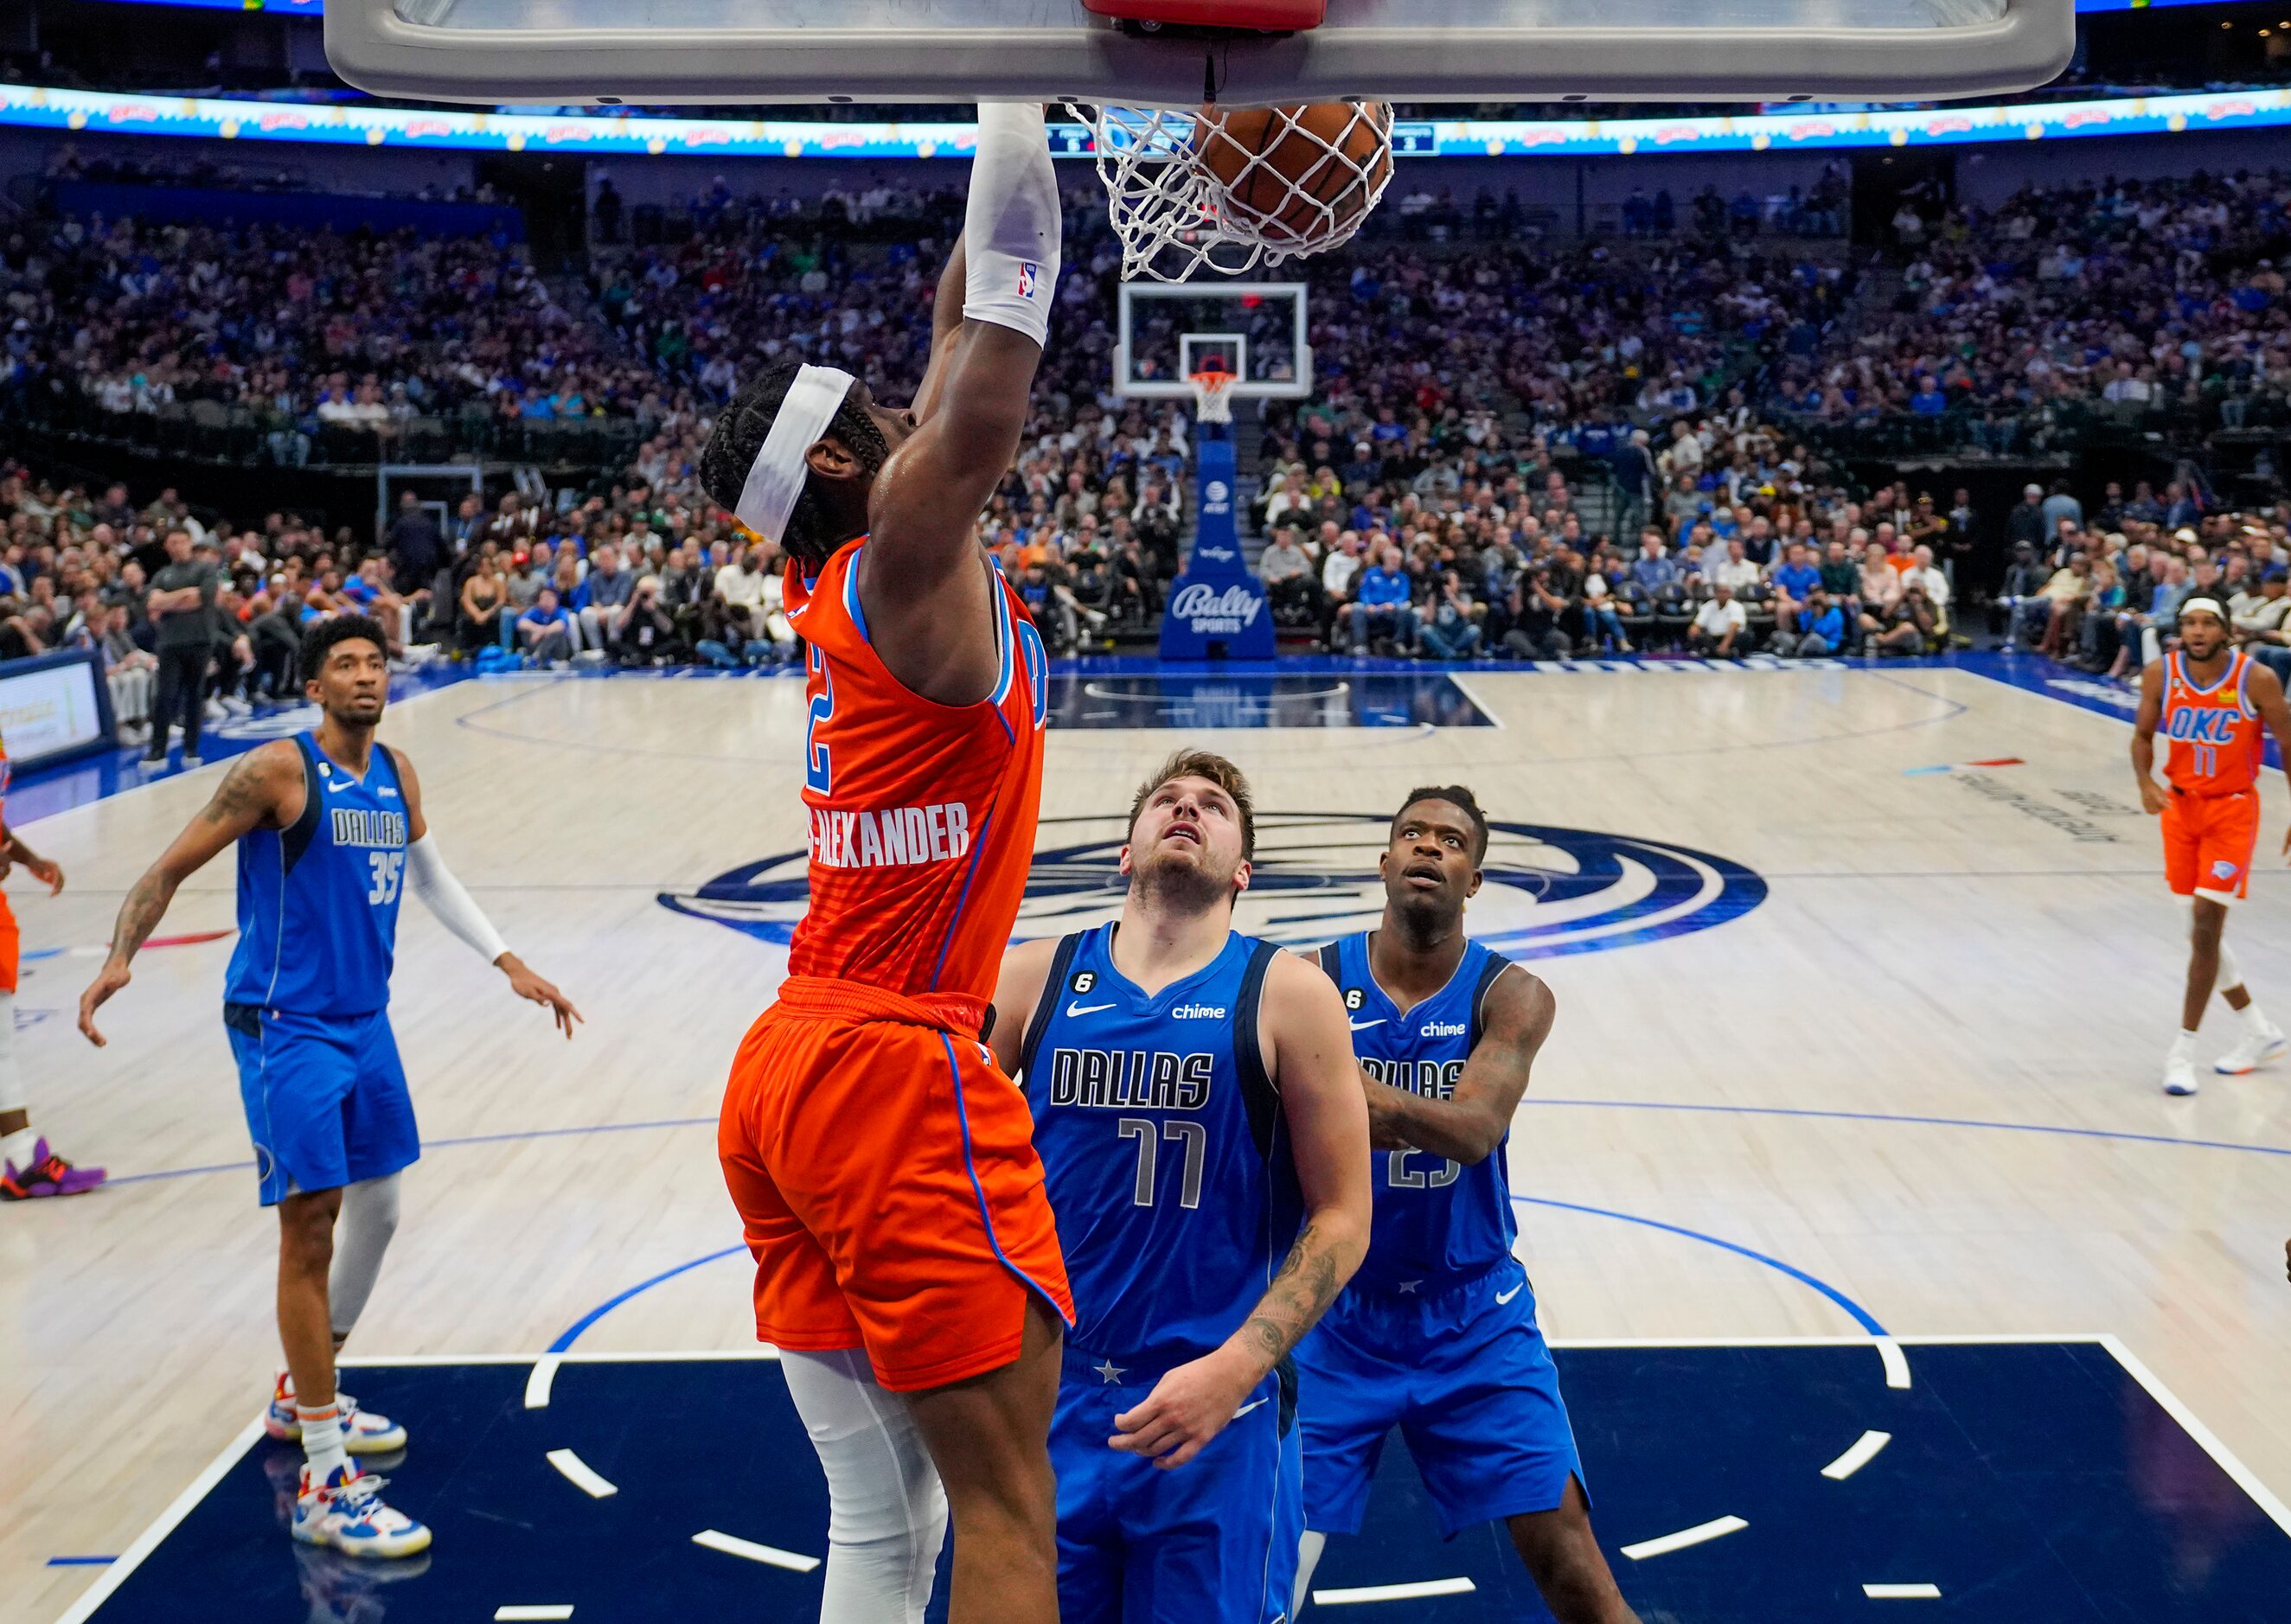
[225,1003,419,1206]
[1051,1344,1302,1624]
[1296,1258,1585,1539]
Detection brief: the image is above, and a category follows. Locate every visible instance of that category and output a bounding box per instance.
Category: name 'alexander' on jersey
[806,800,973,870]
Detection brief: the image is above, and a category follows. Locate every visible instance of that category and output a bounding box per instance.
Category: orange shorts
[0,894,17,994]
[2162,788,2260,904]
[718,975,1072,1392]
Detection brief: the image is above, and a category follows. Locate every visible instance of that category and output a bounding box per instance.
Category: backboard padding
[331,0,2075,108]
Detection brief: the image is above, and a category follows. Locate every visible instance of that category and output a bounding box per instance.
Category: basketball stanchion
[1159,360,1272,660]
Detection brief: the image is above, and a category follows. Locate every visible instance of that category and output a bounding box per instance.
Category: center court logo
[659,810,1766,961]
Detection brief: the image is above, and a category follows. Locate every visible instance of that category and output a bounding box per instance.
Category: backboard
[1116,282,1310,401]
[330,0,2075,108]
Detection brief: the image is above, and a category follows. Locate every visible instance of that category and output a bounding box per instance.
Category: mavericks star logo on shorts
[660,811,1766,961]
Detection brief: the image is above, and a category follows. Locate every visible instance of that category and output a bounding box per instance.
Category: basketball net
[1070,102,1394,283]
[1188,368,1237,425]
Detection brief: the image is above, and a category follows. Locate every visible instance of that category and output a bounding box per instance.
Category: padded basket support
[1081,0,1327,28]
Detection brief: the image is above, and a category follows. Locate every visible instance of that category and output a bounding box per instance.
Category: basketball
[1192,100,1392,249]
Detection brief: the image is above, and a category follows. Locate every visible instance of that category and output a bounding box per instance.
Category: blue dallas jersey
[1317,932,1515,1295]
[224,732,409,1017]
[1020,924,1300,1363]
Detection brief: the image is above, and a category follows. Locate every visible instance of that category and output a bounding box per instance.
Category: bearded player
[2133,596,2291,1096]
[699,106,1072,1624]
[1294,788,1640,1624]
[990,751,1371,1622]
[79,615,580,1558]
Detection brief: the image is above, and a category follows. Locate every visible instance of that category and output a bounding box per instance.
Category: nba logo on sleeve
[1017,260,1039,298]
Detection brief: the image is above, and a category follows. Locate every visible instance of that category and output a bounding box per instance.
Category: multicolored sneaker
[265,1379,411,1455]
[291,1463,431,1560]
[0,1139,107,1200]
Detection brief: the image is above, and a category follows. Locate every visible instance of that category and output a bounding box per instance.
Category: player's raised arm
[859,103,1060,692]
[1366,967,1555,1167]
[1112,952,1371,1470]
[78,740,302,1045]
[2131,658,2168,815]
[394,752,580,1038]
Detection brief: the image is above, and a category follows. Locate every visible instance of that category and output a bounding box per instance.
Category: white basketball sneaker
[292,1463,432,1559]
[2163,1050,2201,1097]
[2213,1024,2288,1076]
[265,1378,410,1455]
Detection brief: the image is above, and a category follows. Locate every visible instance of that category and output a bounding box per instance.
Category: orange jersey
[2160,649,2263,797]
[782,539,1047,1026]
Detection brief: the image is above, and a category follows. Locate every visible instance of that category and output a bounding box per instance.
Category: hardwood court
[7,657,2290,1621]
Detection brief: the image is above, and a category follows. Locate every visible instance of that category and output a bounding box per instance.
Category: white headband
[733,363,856,544]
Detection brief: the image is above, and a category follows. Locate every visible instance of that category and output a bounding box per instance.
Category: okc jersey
[1317,932,1515,1295]
[782,540,1047,1026]
[225,733,408,1016]
[2160,649,2262,796]
[1020,924,1297,1361]
[1021,924,1302,1624]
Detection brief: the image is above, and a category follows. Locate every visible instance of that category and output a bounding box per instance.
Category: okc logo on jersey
[2165,707,2244,743]
[662,811,1764,959]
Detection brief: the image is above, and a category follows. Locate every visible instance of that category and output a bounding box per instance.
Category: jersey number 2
[367,851,404,905]
[805,644,835,795]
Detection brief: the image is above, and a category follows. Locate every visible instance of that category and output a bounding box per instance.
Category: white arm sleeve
[406,833,509,967]
[962,103,1060,348]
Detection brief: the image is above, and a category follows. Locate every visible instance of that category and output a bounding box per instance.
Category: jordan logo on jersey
[330,809,408,849]
[808,802,971,870]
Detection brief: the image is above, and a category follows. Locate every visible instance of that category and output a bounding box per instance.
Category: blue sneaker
[292,1463,432,1559]
[265,1378,409,1455]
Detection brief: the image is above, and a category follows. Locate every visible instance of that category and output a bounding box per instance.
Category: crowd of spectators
[1763,169,2291,443]
[3,154,2291,693]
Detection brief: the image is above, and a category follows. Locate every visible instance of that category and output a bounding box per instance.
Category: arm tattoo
[107,869,174,964]
[1236,1220,1345,1368]
[200,751,276,828]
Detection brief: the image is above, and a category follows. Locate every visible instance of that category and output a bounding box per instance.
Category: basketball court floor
[7,652,2289,1622]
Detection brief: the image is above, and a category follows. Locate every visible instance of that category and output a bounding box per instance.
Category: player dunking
[2133,596,2291,1096]
[0,728,105,1202]
[78,615,580,1558]
[1295,788,1641,1623]
[698,106,1071,1624]
[989,751,1372,1623]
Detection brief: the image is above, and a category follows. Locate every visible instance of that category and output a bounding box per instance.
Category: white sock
[298,1401,349,1484]
[2240,1000,2275,1036]
[0,1127,35,1170]
[2172,1029,2198,1058]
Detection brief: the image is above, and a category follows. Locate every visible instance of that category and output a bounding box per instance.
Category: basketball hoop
[1188,366,1237,425]
[1072,101,1394,284]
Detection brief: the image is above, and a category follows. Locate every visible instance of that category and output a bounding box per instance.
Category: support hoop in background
[1187,365,1238,427]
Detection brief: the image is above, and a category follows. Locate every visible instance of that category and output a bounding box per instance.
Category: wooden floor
[9,662,2291,1622]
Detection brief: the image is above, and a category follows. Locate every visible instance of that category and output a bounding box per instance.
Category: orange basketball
[1192,100,1392,250]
